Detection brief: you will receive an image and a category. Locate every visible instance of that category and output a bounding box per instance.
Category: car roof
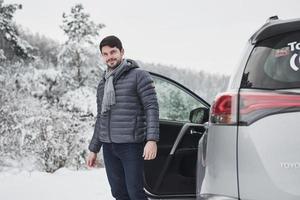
[250,17,300,44]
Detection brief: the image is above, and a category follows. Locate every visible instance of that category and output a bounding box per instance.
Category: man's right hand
[87,152,97,168]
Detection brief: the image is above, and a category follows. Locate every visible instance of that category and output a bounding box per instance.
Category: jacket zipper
[108,110,112,142]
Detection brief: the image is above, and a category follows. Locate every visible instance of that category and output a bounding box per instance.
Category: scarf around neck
[101,59,126,114]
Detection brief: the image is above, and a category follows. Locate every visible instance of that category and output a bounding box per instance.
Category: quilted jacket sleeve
[88,83,103,153]
[136,70,160,141]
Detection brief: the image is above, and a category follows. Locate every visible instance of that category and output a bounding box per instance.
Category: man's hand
[87,152,97,168]
[143,141,157,160]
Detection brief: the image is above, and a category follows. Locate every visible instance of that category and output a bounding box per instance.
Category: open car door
[144,72,210,199]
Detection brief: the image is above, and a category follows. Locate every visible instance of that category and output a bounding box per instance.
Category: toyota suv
[197,16,300,200]
[144,16,300,200]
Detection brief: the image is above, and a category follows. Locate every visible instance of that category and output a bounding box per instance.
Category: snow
[0,168,113,200]
[35,68,61,83]
[59,86,97,115]
[0,49,6,60]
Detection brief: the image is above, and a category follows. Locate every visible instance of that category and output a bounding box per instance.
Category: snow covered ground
[0,168,113,200]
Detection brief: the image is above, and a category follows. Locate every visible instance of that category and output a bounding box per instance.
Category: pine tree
[58,4,105,85]
[0,0,33,61]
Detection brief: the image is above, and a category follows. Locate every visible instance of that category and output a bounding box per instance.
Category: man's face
[101,46,124,70]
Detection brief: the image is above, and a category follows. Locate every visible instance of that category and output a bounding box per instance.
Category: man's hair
[99,35,123,52]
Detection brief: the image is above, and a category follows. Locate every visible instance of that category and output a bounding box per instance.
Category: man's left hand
[143,141,157,160]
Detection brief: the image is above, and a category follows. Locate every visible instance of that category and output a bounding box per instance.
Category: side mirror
[189,107,209,124]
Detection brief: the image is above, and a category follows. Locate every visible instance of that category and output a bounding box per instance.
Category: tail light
[210,92,238,125]
[239,91,300,125]
[210,91,300,126]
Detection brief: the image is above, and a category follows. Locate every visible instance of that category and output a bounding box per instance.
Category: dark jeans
[102,143,147,200]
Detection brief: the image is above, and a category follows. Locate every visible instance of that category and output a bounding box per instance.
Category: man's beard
[107,59,122,70]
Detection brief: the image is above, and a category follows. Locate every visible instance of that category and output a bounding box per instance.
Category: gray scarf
[101,60,126,114]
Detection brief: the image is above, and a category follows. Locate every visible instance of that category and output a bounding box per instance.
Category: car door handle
[190,129,203,135]
[170,123,206,155]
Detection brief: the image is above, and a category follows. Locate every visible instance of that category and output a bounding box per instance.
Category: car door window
[152,75,207,122]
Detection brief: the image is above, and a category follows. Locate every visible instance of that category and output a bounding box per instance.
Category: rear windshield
[241,31,300,89]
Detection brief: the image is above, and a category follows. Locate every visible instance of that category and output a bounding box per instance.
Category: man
[87,35,159,200]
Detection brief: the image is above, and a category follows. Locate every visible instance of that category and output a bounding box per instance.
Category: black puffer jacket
[89,59,159,153]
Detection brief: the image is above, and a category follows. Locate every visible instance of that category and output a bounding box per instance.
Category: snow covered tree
[0,61,100,172]
[18,28,60,65]
[0,0,34,61]
[0,48,5,61]
[167,91,187,120]
[58,4,105,85]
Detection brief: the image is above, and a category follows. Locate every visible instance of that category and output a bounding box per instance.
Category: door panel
[144,121,183,194]
[144,121,205,196]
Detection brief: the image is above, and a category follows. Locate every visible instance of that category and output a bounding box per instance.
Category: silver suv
[197,16,300,200]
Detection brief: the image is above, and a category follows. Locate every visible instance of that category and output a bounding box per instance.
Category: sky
[5,0,300,75]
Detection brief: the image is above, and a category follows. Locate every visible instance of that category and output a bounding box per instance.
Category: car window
[151,75,206,122]
[241,31,300,89]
